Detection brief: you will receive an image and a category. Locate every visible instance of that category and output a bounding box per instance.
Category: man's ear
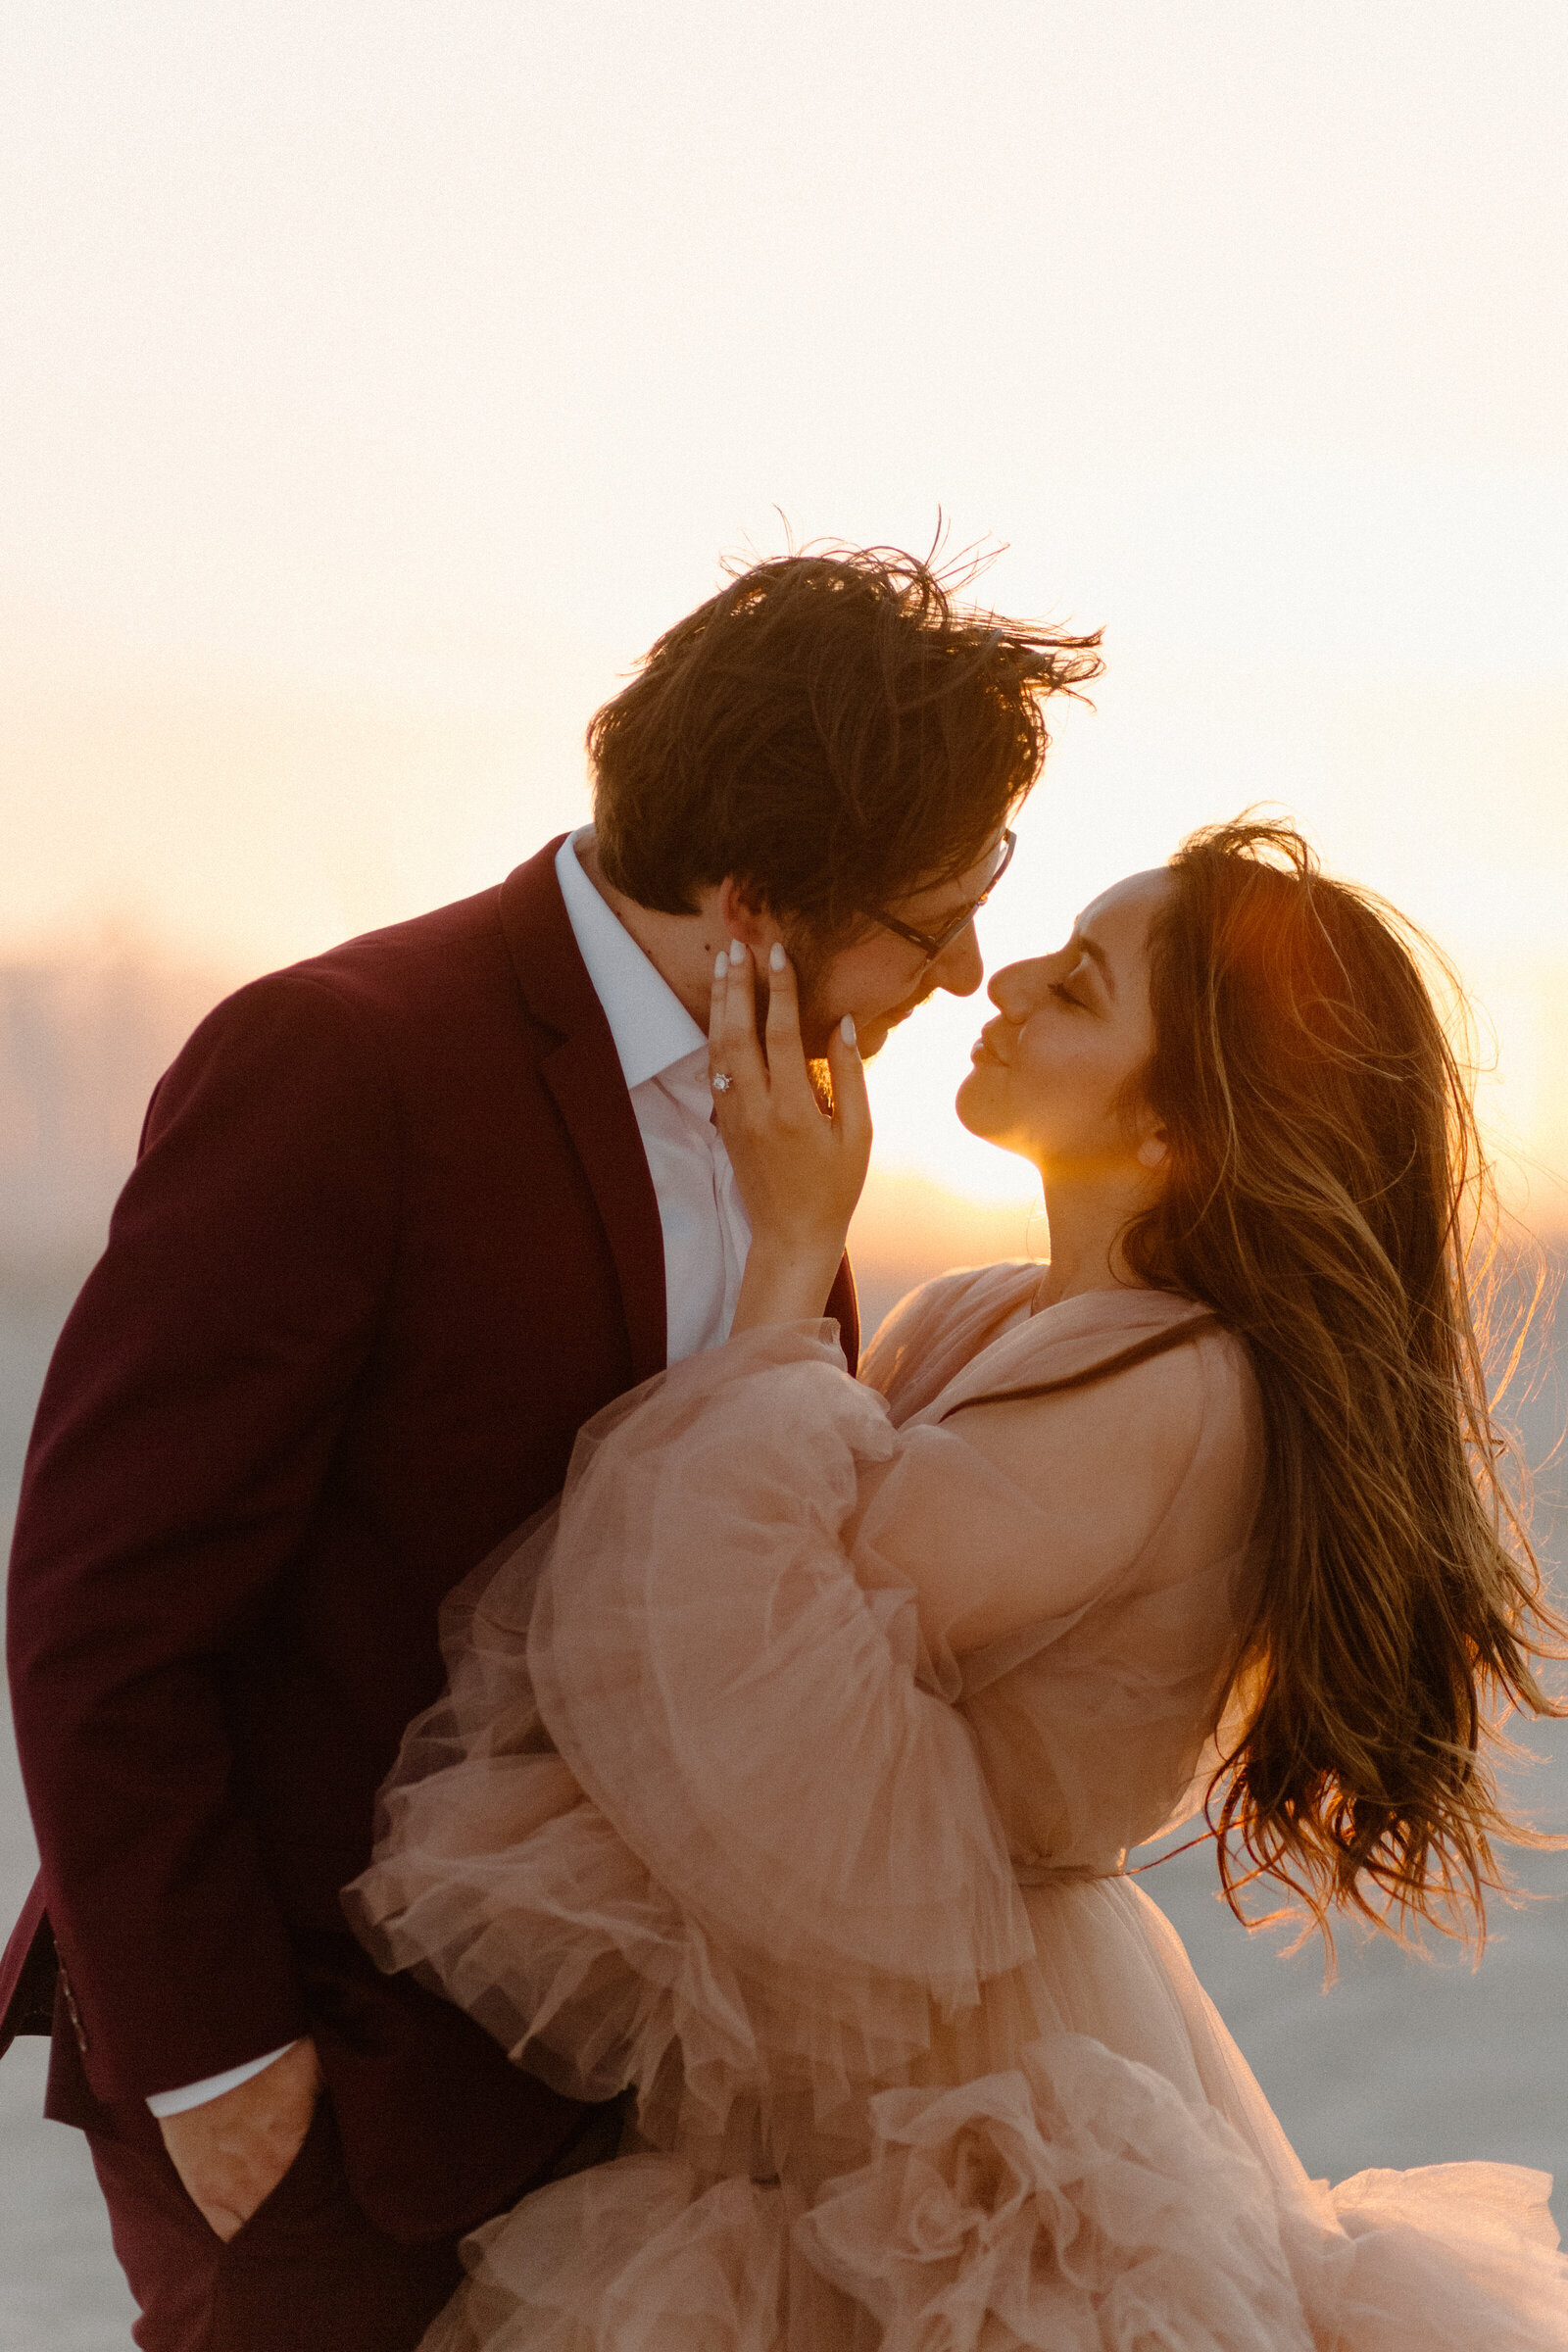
[716,876,783,953]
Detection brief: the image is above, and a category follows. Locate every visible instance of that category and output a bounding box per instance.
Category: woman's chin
[955,1067,1018,1148]
[954,1067,991,1136]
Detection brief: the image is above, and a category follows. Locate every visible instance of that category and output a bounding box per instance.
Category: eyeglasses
[862,829,1017,974]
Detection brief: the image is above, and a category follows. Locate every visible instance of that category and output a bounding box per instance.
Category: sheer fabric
[346,1270,1568,2349]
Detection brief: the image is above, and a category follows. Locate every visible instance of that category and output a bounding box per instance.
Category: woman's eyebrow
[1075,931,1115,997]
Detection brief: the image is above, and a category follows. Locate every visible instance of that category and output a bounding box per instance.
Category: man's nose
[931,921,985,999]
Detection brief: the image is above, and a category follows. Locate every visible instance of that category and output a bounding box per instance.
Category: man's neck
[575,832,731,1032]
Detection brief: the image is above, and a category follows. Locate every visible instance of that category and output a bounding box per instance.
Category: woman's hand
[709,940,872,1333]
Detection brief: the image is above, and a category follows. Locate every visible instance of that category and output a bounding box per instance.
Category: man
[2,546,1100,2349]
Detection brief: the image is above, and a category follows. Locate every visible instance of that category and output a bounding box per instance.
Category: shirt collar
[555,830,708,1092]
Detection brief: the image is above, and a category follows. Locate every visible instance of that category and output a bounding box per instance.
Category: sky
[3,2,1566,1224]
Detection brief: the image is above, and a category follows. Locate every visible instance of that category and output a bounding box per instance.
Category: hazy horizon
[5,2,1567,1223]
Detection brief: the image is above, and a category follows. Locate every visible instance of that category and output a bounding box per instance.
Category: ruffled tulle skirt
[402,1865,1567,2351]
[419,2023,1566,2352]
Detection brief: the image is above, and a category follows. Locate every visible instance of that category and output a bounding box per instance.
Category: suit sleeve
[5,973,401,2105]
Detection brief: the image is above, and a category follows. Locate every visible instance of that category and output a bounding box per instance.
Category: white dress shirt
[554,828,752,1363]
[149,829,752,2118]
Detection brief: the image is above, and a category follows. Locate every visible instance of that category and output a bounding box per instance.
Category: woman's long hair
[1120,817,1565,1954]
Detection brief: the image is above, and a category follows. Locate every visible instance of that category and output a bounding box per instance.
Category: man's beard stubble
[759,932,942,1065]
[799,976,942,1064]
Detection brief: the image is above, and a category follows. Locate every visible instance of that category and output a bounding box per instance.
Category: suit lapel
[496,839,667,1384]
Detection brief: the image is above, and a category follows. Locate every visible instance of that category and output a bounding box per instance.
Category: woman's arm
[856,1349,1210,1658]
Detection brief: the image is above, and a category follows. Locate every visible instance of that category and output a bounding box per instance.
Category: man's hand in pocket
[159,2037,324,2241]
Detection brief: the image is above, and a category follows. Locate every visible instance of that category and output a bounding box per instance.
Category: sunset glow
[3,5,1564,1235]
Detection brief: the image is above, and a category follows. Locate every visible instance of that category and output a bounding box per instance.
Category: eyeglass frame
[860,829,1017,974]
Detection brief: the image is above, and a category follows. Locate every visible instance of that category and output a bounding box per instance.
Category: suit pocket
[210,2094,464,2352]
[220,2095,356,2260]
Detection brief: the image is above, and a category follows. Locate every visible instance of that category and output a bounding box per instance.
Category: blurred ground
[2,1257,1565,2346]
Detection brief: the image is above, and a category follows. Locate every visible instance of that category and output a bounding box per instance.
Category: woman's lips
[970,1028,1010,1068]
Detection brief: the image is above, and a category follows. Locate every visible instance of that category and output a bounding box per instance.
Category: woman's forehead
[1075,867,1173,944]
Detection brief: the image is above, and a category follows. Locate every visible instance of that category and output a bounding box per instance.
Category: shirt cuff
[145,2041,300,2119]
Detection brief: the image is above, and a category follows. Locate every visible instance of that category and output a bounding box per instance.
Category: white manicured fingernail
[729,937,746,965]
[841,1014,858,1048]
[715,952,729,980]
[769,942,786,973]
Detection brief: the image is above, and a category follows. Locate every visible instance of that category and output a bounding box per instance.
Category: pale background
[2,6,1566,2343]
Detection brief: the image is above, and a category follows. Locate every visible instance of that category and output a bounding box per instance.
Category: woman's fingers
[707,948,731,1072]
[710,939,867,1294]
[823,1011,873,1186]
[709,940,767,1110]
[711,937,863,1175]
[760,942,820,1114]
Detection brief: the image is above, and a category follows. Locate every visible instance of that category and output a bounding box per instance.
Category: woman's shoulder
[933,1292,1264,1555]
[865,1259,1043,1350]
[926,1285,1222,1416]
[858,1260,1044,1420]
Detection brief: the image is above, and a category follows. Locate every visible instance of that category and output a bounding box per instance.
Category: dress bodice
[858,1265,1265,1878]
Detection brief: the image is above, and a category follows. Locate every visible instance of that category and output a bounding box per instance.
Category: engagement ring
[710,1071,734,1095]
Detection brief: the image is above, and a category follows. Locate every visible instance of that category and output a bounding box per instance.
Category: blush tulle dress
[345,1268,1568,2349]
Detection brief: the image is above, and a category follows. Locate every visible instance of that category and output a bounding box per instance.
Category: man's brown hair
[588,546,1102,938]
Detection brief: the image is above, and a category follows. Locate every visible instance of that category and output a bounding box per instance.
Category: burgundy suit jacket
[1,838,858,2242]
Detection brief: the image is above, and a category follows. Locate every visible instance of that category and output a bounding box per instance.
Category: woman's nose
[987,957,1049,1015]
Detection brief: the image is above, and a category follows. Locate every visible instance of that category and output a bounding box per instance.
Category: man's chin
[804,1015,894,1062]
[867,991,937,1057]
[855,987,938,1062]
[802,984,932,1064]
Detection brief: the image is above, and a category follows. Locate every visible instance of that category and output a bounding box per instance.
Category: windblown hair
[1120,818,1565,1953]
[589,545,1102,938]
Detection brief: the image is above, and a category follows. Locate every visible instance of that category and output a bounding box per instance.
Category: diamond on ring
[710,1071,735,1095]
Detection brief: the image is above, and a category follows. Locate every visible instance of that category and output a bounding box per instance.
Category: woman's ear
[1136,1128,1168,1170]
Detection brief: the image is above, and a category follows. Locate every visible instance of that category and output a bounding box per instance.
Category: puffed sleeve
[346,1325,1038,2174]
[346,1312,1253,2175]
[851,1337,1218,1661]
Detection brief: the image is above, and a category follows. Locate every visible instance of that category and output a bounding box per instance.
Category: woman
[347,819,1568,2348]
